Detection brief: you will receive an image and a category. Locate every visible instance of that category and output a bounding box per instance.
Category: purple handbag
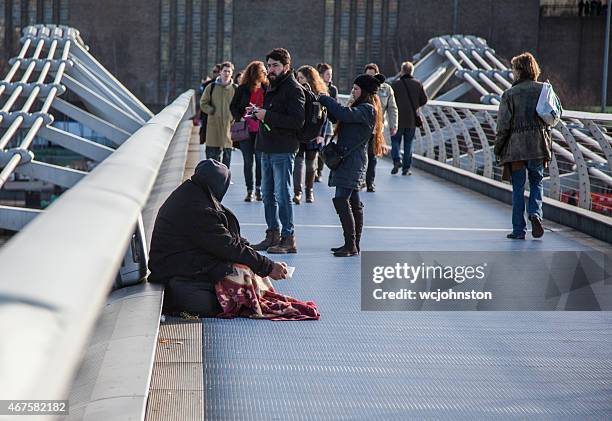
[231,120,250,142]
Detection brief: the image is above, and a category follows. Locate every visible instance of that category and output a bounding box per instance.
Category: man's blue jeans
[391,128,416,170]
[511,159,544,235]
[261,152,295,237]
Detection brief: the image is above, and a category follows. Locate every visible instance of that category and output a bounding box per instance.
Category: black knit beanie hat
[353,73,385,94]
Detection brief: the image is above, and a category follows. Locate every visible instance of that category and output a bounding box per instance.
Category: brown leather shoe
[305,189,314,203]
[267,234,297,254]
[251,229,280,251]
[529,215,544,238]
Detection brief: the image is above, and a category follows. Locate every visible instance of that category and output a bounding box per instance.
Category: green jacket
[494,79,552,180]
[200,79,236,148]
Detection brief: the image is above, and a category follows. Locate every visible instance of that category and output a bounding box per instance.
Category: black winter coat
[319,95,375,189]
[391,75,428,129]
[229,84,250,121]
[148,161,273,286]
[256,71,305,154]
[327,82,338,100]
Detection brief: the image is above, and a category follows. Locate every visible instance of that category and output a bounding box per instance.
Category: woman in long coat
[319,73,385,257]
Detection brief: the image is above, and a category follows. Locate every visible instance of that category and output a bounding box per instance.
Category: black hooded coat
[148,160,274,286]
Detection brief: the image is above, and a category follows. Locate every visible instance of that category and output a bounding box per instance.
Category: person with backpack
[363,63,398,192]
[230,61,268,202]
[319,73,385,257]
[250,48,305,254]
[315,63,338,182]
[494,52,553,240]
[390,61,428,175]
[200,61,236,168]
[198,64,221,160]
[293,65,329,204]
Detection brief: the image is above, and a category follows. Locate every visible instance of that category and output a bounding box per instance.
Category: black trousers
[162,277,222,318]
[240,132,262,191]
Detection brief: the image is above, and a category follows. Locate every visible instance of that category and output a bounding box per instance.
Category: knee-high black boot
[332,197,358,257]
[349,196,363,253]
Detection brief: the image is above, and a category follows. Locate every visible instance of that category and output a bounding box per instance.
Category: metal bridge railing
[383,34,612,217]
[417,100,612,216]
[0,24,152,200]
[0,24,197,405]
[0,89,195,403]
[338,87,612,216]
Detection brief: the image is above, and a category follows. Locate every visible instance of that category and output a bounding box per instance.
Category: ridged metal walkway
[187,155,612,420]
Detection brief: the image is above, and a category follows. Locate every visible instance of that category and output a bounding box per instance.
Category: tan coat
[200,80,236,148]
[378,82,398,130]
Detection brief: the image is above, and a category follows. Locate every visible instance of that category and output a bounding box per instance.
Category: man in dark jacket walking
[390,61,428,175]
[250,48,306,254]
[148,159,288,316]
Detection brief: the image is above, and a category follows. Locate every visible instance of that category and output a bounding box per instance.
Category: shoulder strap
[343,134,371,157]
[209,82,216,107]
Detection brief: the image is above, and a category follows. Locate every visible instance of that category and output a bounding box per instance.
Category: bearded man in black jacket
[249,48,306,254]
[148,159,287,316]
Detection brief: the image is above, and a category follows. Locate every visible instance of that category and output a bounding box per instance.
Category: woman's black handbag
[321,135,370,171]
[321,142,342,170]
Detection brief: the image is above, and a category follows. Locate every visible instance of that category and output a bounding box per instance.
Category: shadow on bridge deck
[161,154,612,420]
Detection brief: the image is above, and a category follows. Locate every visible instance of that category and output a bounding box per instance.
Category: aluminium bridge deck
[153,154,612,421]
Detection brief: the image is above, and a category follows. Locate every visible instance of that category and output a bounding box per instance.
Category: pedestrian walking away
[390,61,428,176]
[494,52,554,240]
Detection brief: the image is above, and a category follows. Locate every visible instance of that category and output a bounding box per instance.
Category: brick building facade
[0,0,610,110]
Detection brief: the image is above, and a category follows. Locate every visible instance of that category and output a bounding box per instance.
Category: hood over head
[191,159,231,202]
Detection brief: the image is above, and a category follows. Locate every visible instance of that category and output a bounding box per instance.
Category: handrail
[418,100,612,214]
[428,99,612,122]
[340,84,612,215]
[0,90,194,402]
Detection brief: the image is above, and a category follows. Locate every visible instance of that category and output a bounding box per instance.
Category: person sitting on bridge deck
[148,159,320,320]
